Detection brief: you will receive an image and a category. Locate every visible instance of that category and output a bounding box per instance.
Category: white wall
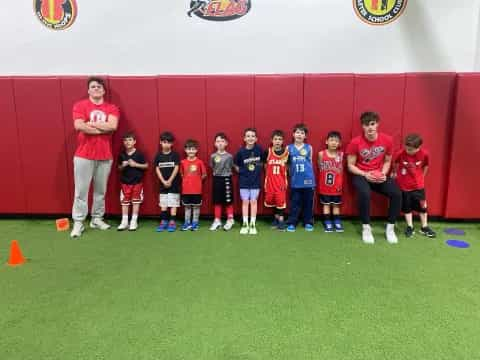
[1,0,479,75]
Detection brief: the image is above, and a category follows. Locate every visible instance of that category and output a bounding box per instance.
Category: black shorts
[319,194,342,205]
[182,194,202,206]
[402,189,427,213]
[212,176,234,205]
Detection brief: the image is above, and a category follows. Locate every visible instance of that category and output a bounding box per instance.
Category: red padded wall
[445,74,480,218]
[14,78,71,214]
[403,73,456,216]
[0,78,26,213]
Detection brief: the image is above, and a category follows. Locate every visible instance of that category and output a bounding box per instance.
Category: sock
[185,206,192,223]
[214,205,222,220]
[333,215,340,222]
[386,223,395,231]
[363,224,371,230]
[250,217,256,226]
[122,215,128,224]
[131,214,138,222]
[161,211,168,222]
[170,214,176,222]
[226,205,234,219]
[324,214,332,222]
[243,216,248,225]
[193,206,200,223]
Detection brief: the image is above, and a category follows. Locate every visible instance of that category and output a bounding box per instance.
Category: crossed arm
[74,114,119,135]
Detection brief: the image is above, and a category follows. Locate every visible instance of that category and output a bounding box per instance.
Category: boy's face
[362,121,379,138]
[123,137,136,150]
[326,137,340,150]
[244,131,257,146]
[272,135,284,149]
[293,129,306,143]
[405,145,420,155]
[215,137,227,151]
[185,147,198,157]
[161,140,172,152]
[88,81,105,100]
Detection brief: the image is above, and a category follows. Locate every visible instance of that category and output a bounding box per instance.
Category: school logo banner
[34,0,77,30]
[188,0,251,21]
[353,0,407,26]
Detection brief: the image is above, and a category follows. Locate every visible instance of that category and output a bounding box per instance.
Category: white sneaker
[240,224,249,235]
[249,226,258,235]
[209,219,222,231]
[90,218,111,230]
[117,221,129,231]
[70,221,85,238]
[362,225,375,244]
[223,218,235,231]
[386,224,398,244]
[129,220,138,231]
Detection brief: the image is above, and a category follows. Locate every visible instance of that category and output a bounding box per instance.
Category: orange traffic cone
[8,240,26,266]
[56,218,70,231]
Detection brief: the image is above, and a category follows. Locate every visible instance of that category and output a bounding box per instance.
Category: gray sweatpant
[72,156,113,222]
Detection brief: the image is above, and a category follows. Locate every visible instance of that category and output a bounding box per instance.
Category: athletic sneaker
[191,222,200,231]
[334,219,344,233]
[405,226,414,238]
[129,220,138,231]
[249,226,258,235]
[277,221,287,231]
[362,225,375,244]
[240,224,249,235]
[181,222,192,231]
[386,224,398,244]
[70,221,84,238]
[305,224,314,232]
[324,220,334,233]
[420,226,436,238]
[223,218,235,231]
[209,219,222,231]
[271,218,279,229]
[156,220,168,232]
[117,221,129,231]
[90,218,111,230]
[286,224,296,232]
[167,220,177,232]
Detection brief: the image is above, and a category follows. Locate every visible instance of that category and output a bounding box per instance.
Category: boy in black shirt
[154,131,181,232]
[117,132,148,231]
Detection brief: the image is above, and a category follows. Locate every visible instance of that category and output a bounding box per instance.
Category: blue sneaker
[287,224,296,232]
[271,218,279,229]
[156,220,168,232]
[324,220,334,233]
[167,220,177,232]
[334,219,344,233]
[181,222,191,231]
[305,224,314,232]
[191,222,200,231]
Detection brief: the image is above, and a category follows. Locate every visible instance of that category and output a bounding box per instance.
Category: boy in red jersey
[263,130,289,231]
[180,139,207,231]
[393,134,436,238]
[318,131,344,233]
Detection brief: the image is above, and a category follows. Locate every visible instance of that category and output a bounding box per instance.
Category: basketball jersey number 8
[325,172,335,186]
[295,163,305,173]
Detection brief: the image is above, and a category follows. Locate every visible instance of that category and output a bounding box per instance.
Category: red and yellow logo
[34,0,77,30]
[188,0,251,21]
[353,0,407,25]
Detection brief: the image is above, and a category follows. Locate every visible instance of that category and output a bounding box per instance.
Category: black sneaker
[420,226,436,238]
[405,226,414,238]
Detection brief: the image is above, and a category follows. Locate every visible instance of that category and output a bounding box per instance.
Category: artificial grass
[1,219,479,360]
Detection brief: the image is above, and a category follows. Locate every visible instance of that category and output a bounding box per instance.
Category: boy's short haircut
[404,133,423,148]
[271,129,284,139]
[214,132,228,142]
[360,111,380,126]
[244,127,257,136]
[87,76,106,90]
[326,131,341,141]
[122,131,136,140]
[160,131,175,143]
[185,139,199,149]
[293,123,308,135]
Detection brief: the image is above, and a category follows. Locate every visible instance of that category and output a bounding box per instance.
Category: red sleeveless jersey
[264,147,289,193]
[318,150,344,195]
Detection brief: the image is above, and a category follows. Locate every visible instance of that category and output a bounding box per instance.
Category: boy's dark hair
[214,132,228,142]
[122,131,136,140]
[404,133,423,148]
[293,123,308,135]
[185,139,199,149]
[326,131,341,141]
[160,131,175,143]
[244,127,257,136]
[271,129,284,139]
[87,76,106,90]
[360,111,380,126]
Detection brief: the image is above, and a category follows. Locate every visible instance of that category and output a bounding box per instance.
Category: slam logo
[34,0,77,30]
[353,0,407,25]
[188,0,251,21]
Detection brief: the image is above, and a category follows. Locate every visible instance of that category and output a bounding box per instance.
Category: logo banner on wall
[187,0,251,21]
[34,0,77,30]
[353,0,407,25]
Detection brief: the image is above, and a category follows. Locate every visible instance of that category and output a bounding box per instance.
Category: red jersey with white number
[73,99,120,160]
[180,158,207,194]
[346,133,393,172]
[264,147,289,193]
[394,148,429,191]
[318,150,344,196]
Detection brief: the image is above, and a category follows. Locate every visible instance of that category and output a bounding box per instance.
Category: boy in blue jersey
[286,123,316,232]
[234,128,264,235]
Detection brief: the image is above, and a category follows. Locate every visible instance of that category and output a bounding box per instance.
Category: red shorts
[120,183,144,205]
[264,191,286,209]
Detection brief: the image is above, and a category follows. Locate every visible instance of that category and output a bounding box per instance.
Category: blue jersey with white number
[288,143,315,188]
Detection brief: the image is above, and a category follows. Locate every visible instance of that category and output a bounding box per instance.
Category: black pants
[287,188,314,226]
[352,175,402,224]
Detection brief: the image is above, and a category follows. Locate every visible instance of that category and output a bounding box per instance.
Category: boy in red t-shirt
[393,134,436,238]
[180,139,207,231]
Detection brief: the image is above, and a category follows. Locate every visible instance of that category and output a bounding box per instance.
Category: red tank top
[318,150,344,196]
[264,147,289,193]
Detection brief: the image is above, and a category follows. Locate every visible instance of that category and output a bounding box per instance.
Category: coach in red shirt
[346,111,402,245]
[70,77,119,238]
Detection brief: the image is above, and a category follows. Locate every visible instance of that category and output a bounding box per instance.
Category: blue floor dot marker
[446,239,470,248]
[444,228,466,236]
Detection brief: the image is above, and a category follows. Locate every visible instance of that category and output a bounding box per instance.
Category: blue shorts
[240,188,260,201]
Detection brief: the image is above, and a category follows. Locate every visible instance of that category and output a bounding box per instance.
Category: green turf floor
[1,219,480,360]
